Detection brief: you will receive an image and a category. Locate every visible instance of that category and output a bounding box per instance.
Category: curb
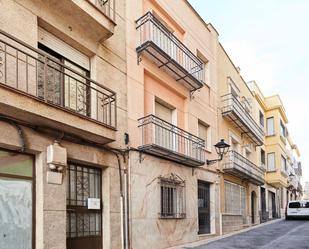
[167,218,284,249]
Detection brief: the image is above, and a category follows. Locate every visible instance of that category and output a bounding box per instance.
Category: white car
[286,200,309,220]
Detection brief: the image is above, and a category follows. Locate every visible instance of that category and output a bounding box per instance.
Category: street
[192,220,309,249]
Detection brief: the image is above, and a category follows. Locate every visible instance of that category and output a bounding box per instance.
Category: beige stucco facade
[0,1,303,249]
[0,0,127,249]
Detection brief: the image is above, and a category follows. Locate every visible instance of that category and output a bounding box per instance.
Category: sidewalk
[166,218,283,249]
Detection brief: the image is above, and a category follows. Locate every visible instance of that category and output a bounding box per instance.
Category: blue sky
[189,0,309,183]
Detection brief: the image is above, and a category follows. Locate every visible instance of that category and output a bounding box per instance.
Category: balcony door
[198,181,210,234]
[155,100,177,152]
[37,29,90,116]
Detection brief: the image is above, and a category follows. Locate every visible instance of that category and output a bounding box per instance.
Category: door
[271,192,276,218]
[67,164,102,249]
[198,181,210,234]
[251,191,256,224]
[260,187,267,222]
[0,150,34,249]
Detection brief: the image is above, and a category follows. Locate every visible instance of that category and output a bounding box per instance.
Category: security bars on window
[159,174,186,219]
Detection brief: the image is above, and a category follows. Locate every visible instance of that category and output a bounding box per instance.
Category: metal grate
[136,12,204,92]
[159,174,185,219]
[221,93,264,146]
[223,150,265,185]
[224,181,246,223]
[67,164,102,238]
[138,114,205,167]
[87,0,116,23]
[0,30,116,128]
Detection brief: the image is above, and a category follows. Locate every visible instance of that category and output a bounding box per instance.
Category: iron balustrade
[138,114,205,167]
[221,93,264,146]
[87,0,116,23]
[136,12,204,91]
[223,151,265,185]
[0,30,116,129]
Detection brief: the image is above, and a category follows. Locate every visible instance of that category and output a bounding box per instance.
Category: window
[281,155,287,172]
[261,149,266,167]
[289,202,300,209]
[224,181,246,219]
[266,117,275,136]
[159,174,185,218]
[280,120,286,137]
[197,50,209,85]
[155,100,174,124]
[259,111,264,127]
[267,153,276,171]
[198,121,211,151]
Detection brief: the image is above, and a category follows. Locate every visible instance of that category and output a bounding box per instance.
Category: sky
[189,0,309,183]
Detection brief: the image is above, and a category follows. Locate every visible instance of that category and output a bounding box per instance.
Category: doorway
[66,163,102,249]
[0,149,34,249]
[260,187,267,222]
[251,191,256,224]
[198,181,210,234]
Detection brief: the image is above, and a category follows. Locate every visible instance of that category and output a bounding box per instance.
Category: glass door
[0,150,34,249]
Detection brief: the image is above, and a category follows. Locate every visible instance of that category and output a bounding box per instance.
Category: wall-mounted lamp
[207,139,230,165]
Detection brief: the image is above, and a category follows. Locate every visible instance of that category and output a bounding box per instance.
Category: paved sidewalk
[182,219,309,249]
[167,219,283,249]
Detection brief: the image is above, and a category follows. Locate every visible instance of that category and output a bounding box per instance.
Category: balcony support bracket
[139,151,145,163]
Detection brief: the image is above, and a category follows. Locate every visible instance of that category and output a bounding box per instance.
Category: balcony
[136,12,204,92]
[37,0,116,42]
[0,30,116,144]
[221,94,264,146]
[223,151,265,185]
[87,0,116,22]
[138,115,205,167]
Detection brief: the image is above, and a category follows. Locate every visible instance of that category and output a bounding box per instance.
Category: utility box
[47,141,67,166]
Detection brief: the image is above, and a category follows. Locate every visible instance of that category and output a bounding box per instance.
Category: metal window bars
[0,30,116,129]
[221,93,264,146]
[159,174,186,219]
[87,0,116,23]
[136,12,204,92]
[223,150,266,185]
[138,114,206,167]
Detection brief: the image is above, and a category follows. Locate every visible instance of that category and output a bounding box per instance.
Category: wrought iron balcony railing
[221,94,264,146]
[87,0,116,23]
[0,30,116,129]
[223,151,265,185]
[138,114,205,167]
[136,12,204,92]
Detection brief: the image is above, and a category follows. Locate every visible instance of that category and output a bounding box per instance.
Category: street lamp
[207,139,230,165]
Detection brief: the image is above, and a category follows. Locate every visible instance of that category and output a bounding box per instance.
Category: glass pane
[0,150,32,177]
[0,177,32,249]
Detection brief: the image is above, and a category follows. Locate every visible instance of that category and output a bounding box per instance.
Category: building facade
[0,1,127,249]
[248,81,302,222]
[0,1,304,249]
[217,46,265,234]
[126,1,222,248]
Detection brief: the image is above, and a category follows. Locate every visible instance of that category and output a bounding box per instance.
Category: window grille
[66,164,102,238]
[159,174,185,219]
[224,181,246,222]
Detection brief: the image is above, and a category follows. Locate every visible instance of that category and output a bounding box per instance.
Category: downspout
[115,153,127,249]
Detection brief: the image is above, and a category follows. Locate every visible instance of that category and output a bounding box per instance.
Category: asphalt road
[192,220,309,249]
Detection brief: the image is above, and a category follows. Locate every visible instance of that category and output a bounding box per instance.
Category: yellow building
[248,81,301,219]
[217,46,265,234]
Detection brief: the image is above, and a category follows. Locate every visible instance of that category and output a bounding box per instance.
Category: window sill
[266,134,276,137]
[266,170,277,173]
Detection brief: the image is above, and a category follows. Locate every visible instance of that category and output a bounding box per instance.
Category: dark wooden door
[66,164,102,249]
[198,181,210,234]
[251,191,255,224]
[271,192,276,218]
